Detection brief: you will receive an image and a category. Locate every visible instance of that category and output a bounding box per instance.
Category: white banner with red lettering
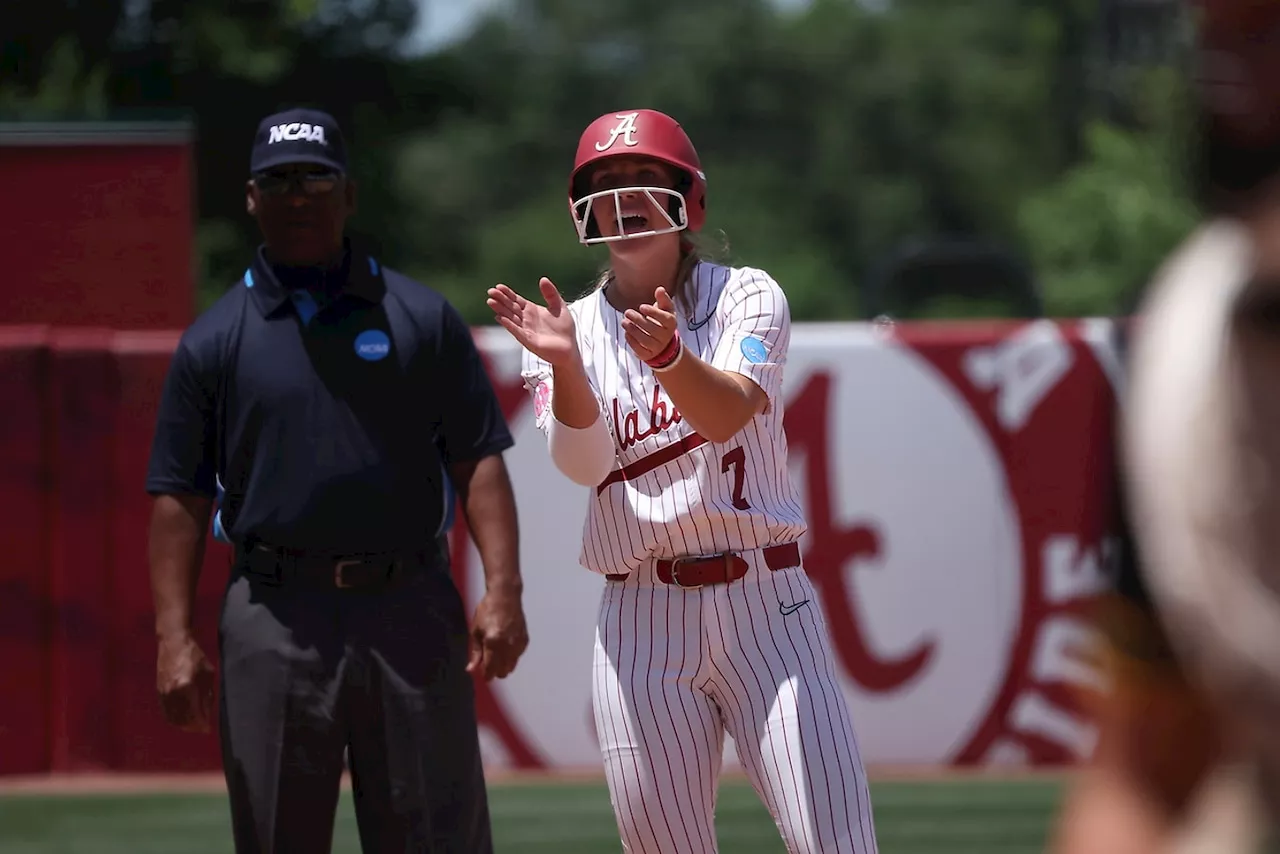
[447,318,1123,772]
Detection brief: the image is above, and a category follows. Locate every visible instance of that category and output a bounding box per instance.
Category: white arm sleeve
[547,405,617,487]
[521,348,617,487]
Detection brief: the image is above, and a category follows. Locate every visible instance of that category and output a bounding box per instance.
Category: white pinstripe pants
[591,560,880,853]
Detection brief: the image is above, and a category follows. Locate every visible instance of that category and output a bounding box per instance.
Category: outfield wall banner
[0,318,1122,775]
[453,318,1122,774]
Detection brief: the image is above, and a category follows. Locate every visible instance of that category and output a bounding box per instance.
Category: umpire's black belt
[235,542,442,589]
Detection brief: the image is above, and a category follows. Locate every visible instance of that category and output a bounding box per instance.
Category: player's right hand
[487,278,580,367]
[155,631,216,734]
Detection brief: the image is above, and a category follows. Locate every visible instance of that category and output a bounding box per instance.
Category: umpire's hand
[156,632,216,733]
[467,588,529,681]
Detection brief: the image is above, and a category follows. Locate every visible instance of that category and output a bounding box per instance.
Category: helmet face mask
[571,185,688,245]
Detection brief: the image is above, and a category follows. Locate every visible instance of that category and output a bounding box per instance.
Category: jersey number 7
[721,447,752,511]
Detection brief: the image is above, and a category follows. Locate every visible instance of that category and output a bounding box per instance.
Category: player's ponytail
[671,239,700,318]
[585,228,731,319]
[672,229,732,317]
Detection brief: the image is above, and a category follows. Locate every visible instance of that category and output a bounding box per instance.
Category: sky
[407,0,505,52]
[407,0,814,54]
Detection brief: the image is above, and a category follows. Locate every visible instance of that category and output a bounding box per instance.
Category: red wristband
[645,333,682,370]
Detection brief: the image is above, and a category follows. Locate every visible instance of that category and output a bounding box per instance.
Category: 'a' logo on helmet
[595,112,640,152]
[268,122,327,145]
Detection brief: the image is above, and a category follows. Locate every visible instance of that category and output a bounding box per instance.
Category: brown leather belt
[606,541,801,588]
[236,542,441,589]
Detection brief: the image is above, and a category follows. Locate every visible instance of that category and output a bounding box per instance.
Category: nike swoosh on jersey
[686,312,714,331]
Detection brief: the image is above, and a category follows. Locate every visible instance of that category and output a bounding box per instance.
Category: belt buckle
[334,558,362,588]
[670,552,733,589]
[669,556,703,589]
[335,557,403,588]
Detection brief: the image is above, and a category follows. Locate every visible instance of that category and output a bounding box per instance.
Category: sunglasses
[253,170,342,197]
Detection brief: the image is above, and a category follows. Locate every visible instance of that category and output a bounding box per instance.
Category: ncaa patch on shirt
[740,336,769,364]
[354,329,391,361]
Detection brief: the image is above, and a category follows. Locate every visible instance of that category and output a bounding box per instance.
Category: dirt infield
[0,764,1073,796]
[865,763,1073,783]
[0,772,232,795]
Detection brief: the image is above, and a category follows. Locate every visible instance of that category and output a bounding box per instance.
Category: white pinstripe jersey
[521,261,808,577]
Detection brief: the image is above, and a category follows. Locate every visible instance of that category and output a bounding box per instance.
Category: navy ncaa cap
[250,107,348,175]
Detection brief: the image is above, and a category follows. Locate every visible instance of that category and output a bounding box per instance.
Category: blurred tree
[1,0,441,308]
[864,238,1042,320]
[1,0,1195,323]
[1017,91,1198,314]
[396,0,1122,323]
[0,35,110,118]
[0,1,124,96]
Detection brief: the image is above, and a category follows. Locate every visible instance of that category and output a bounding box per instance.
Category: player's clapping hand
[622,287,678,362]
[488,278,580,367]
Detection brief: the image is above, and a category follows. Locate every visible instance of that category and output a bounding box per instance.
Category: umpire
[144,106,528,854]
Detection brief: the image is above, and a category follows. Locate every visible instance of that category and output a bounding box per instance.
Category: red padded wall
[46,330,119,770]
[0,132,195,330]
[108,333,229,771]
[0,327,53,774]
[0,320,1124,776]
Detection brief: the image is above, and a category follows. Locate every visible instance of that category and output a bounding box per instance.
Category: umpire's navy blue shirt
[145,242,513,553]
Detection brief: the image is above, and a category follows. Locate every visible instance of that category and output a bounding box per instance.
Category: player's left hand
[622,287,678,362]
[467,587,529,681]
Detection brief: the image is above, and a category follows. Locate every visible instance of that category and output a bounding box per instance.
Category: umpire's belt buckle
[333,557,403,588]
[334,559,362,588]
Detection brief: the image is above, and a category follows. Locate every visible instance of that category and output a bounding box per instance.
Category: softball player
[487,109,879,853]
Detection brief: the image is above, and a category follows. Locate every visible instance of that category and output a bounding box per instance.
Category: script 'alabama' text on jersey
[521,261,807,577]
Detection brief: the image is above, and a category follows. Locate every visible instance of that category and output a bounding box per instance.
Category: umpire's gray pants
[216,554,492,854]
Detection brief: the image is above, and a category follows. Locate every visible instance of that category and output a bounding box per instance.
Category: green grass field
[0,774,1067,853]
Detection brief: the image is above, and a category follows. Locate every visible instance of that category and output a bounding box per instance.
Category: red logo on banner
[910,319,1118,765]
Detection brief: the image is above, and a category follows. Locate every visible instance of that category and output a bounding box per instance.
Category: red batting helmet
[1186,0,1280,209]
[568,109,708,245]
[1193,0,1280,147]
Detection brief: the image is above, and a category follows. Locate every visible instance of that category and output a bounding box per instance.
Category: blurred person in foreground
[1052,1,1280,852]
